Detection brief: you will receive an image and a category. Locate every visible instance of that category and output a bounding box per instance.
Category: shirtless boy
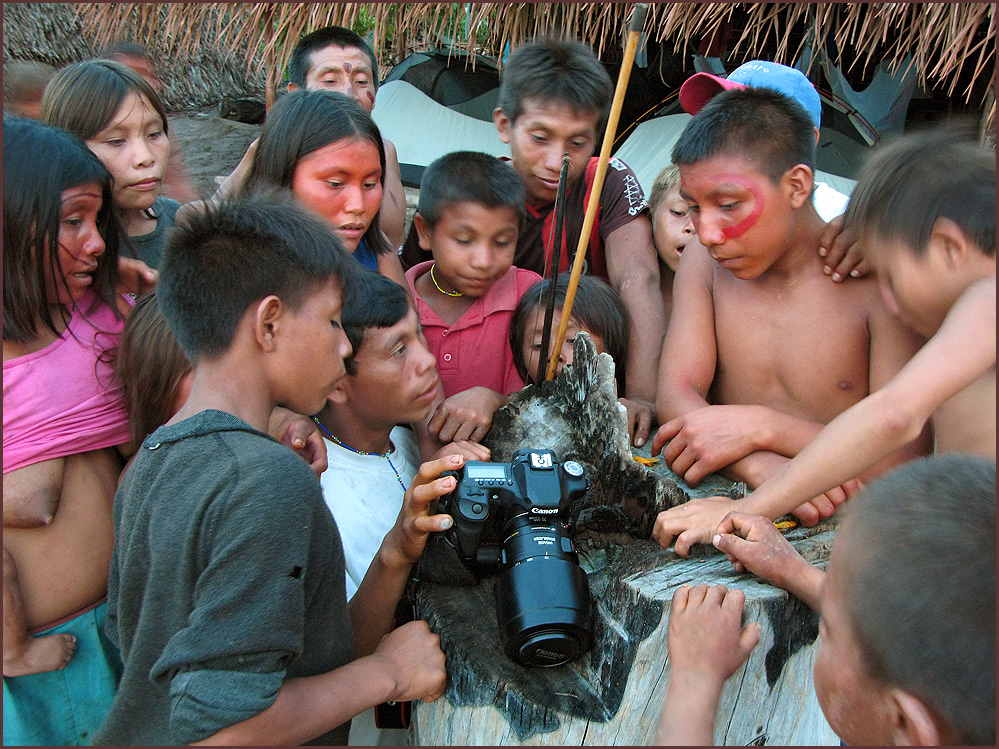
[652,87,929,520]
[654,126,995,555]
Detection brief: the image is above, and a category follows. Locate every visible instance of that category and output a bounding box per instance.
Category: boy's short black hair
[843,125,996,257]
[671,86,816,184]
[417,150,525,228]
[496,37,613,131]
[838,454,996,746]
[341,269,412,376]
[510,272,629,387]
[287,26,379,90]
[158,188,362,363]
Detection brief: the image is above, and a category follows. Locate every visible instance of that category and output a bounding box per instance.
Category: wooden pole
[545,3,648,381]
[536,154,573,386]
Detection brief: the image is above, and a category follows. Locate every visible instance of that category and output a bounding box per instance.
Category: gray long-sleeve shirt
[96,410,354,745]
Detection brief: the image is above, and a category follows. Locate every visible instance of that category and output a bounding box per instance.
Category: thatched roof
[5,3,994,129]
[2,3,265,111]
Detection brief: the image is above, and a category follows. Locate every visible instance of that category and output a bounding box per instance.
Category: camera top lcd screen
[466,464,508,480]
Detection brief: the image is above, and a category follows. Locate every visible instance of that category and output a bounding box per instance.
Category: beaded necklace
[312,415,407,491]
[430,263,463,297]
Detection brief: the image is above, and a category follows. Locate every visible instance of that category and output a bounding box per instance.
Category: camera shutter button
[563,460,584,477]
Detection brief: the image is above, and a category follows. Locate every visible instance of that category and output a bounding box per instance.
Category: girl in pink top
[3,118,131,745]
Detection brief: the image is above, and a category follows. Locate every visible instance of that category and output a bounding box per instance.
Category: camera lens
[494,514,593,667]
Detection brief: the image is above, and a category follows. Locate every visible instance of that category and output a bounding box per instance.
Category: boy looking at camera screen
[96,191,457,745]
[314,268,490,601]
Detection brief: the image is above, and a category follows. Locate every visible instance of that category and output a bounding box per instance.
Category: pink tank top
[3,292,131,474]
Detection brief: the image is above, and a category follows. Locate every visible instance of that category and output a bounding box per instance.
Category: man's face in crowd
[300,44,377,114]
[494,97,600,206]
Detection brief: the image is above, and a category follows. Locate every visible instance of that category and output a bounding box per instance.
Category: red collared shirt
[406,261,541,397]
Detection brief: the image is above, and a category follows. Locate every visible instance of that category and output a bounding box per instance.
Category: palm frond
[6,2,994,122]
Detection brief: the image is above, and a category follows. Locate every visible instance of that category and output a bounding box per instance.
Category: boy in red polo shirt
[406,151,540,444]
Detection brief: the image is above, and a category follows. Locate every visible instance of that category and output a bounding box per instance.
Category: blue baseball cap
[679,60,822,129]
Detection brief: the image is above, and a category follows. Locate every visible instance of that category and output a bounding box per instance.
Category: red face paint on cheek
[366,90,375,107]
[721,179,765,240]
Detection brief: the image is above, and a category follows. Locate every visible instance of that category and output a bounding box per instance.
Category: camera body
[439,449,593,667]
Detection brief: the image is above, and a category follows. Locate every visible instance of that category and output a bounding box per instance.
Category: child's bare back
[934,365,995,457]
[915,276,996,459]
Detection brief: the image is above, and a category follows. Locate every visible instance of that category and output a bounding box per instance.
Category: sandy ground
[167,109,262,198]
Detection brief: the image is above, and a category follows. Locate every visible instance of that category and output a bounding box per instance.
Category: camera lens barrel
[495,514,593,667]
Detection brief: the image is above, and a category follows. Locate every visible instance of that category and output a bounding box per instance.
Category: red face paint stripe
[721,181,765,240]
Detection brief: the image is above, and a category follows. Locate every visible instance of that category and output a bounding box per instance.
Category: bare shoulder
[936,275,996,344]
[680,240,717,280]
[958,275,996,311]
[382,136,399,160]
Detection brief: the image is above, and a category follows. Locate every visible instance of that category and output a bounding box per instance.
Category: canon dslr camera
[438,448,592,667]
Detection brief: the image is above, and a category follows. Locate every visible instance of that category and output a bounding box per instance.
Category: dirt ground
[167,109,262,198]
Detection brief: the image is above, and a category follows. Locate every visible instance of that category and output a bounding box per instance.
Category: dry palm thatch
[74,3,995,96]
[2,2,265,111]
[11,3,996,131]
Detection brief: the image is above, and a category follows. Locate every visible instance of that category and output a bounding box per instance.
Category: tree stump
[411,336,838,745]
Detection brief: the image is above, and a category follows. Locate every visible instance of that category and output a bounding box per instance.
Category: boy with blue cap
[679,60,861,281]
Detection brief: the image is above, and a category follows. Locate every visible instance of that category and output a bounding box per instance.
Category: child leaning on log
[406,151,540,444]
[656,454,995,746]
[653,126,996,556]
[510,272,657,446]
[652,85,932,527]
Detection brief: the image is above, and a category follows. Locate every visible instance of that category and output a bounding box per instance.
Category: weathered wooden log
[411,335,838,745]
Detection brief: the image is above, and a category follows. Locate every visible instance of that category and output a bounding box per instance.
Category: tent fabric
[383,51,500,121]
[372,81,856,197]
[371,80,509,184]
[796,43,918,144]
